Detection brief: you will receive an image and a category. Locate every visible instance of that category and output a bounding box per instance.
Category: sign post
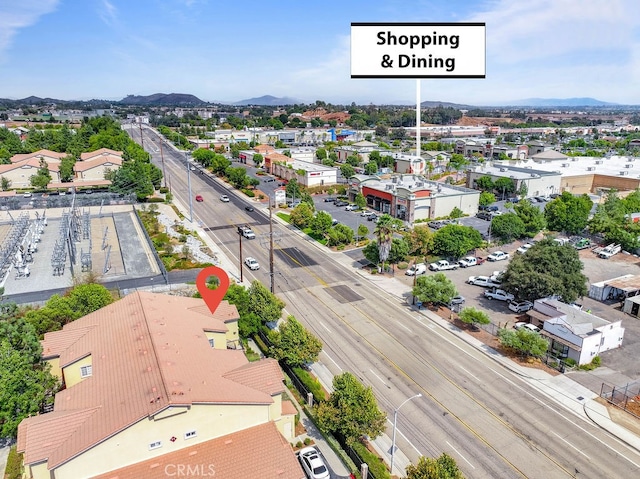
[351,22,486,154]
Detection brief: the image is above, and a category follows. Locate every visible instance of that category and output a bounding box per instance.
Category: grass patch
[277,212,291,223]
[351,441,390,479]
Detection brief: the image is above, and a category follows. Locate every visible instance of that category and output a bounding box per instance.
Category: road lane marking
[386,417,423,457]
[322,351,342,371]
[369,369,388,387]
[458,366,476,378]
[319,321,332,333]
[397,320,412,332]
[552,432,590,458]
[446,441,475,469]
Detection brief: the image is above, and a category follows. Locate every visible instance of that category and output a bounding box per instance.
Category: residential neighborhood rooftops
[19,291,285,470]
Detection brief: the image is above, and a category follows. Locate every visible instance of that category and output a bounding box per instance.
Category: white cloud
[0,0,59,55]
[98,0,118,26]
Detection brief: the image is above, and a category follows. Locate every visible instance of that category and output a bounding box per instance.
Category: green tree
[498,328,549,357]
[357,224,369,243]
[316,372,386,446]
[355,192,366,209]
[458,307,490,329]
[544,192,593,234]
[340,163,355,179]
[364,161,378,175]
[431,224,482,259]
[65,283,114,317]
[412,273,457,307]
[513,199,547,238]
[362,240,380,264]
[0,339,59,438]
[494,177,515,200]
[475,175,494,191]
[374,214,402,267]
[0,176,11,191]
[310,210,333,237]
[388,237,410,264]
[252,153,263,167]
[315,148,327,160]
[490,213,526,242]
[247,280,285,324]
[406,226,433,257]
[449,207,463,219]
[269,315,322,367]
[479,191,496,207]
[290,202,314,228]
[405,453,465,479]
[285,178,302,201]
[224,284,261,338]
[59,155,76,183]
[30,158,52,190]
[500,239,587,303]
[226,166,249,189]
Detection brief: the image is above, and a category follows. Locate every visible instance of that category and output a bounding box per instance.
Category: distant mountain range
[0,94,629,109]
[120,93,207,106]
[233,95,302,106]
[496,97,617,107]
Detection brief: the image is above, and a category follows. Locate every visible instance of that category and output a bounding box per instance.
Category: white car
[467,276,500,287]
[487,251,509,262]
[244,257,260,270]
[345,204,358,211]
[509,300,534,313]
[514,322,540,333]
[220,194,230,202]
[299,447,330,479]
[516,243,533,254]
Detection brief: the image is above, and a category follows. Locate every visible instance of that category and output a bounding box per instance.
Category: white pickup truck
[484,288,515,302]
[458,256,484,268]
[598,243,621,259]
[429,260,459,271]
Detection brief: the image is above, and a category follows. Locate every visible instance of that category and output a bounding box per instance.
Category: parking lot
[356,239,640,384]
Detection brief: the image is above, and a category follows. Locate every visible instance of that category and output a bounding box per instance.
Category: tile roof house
[10,149,66,164]
[17,291,301,479]
[74,148,123,181]
[0,157,61,188]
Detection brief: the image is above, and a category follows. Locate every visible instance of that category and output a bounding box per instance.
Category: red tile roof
[90,422,304,479]
[79,148,123,161]
[19,292,285,471]
[74,156,122,172]
[10,149,66,163]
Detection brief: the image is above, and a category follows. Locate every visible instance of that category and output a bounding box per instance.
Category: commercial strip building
[17,292,302,479]
[526,298,625,365]
[467,154,640,198]
[349,174,480,222]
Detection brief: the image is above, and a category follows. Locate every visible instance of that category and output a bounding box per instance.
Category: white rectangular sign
[274,188,286,205]
[351,23,485,79]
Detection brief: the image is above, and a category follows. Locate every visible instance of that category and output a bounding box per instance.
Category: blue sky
[0,0,639,105]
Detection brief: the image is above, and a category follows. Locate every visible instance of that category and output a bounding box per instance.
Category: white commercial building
[528,298,624,365]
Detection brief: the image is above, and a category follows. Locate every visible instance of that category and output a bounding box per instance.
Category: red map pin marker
[196,266,230,315]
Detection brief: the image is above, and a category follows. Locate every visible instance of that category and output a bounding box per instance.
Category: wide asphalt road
[130,125,640,478]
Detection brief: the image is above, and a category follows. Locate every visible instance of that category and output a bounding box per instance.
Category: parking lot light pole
[390,393,422,475]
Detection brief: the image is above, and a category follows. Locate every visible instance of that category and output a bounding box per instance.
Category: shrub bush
[147,197,164,203]
[159,187,169,194]
[242,189,255,197]
[351,441,390,479]
[292,366,327,403]
[5,447,23,479]
[303,437,312,445]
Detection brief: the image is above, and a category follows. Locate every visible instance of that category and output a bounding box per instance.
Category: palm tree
[374,214,400,271]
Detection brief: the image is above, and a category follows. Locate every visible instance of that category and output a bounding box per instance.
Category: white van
[405,263,427,276]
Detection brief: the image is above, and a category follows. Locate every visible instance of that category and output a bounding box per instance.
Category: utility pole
[186,151,193,223]
[269,196,275,294]
[238,228,243,283]
[138,118,144,150]
[159,137,168,190]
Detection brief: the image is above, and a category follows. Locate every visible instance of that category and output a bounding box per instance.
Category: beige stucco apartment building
[17,291,302,479]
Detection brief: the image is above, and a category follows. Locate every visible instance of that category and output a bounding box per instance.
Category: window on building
[149,441,162,450]
[184,430,197,440]
[208,338,215,348]
[80,365,92,378]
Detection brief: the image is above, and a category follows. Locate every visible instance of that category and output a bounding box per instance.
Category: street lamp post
[390,393,422,475]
